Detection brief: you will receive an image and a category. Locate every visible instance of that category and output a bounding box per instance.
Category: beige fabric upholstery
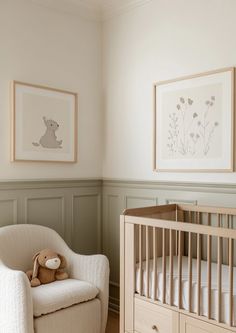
[32,279,98,317]
[0,224,109,333]
[34,298,101,333]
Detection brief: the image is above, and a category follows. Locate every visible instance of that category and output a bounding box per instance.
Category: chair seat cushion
[32,279,99,317]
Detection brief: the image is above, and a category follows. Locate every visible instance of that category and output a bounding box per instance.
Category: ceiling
[32,0,150,20]
[72,0,139,11]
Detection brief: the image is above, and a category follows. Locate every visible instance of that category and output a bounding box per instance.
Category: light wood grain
[207,234,212,319]
[119,216,125,333]
[146,226,150,298]
[180,314,231,333]
[153,227,157,300]
[139,224,143,296]
[121,204,236,333]
[135,298,179,333]
[229,238,234,327]
[124,223,135,332]
[188,232,192,313]
[169,229,173,306]
[218,236,222,323]
[162,228,166,304]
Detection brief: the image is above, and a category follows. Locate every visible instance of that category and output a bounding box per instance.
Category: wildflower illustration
[198,96,218,155]
[167,97,197,156]
[167,95,219,157]
[167,113,179,154]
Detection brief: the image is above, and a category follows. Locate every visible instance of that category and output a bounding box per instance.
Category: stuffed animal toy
[26,249,69,287]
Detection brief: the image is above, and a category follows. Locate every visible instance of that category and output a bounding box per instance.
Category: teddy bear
[26,249,69,287]
[32,116,63,149]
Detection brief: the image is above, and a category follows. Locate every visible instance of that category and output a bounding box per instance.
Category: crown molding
[31,0,152,22]
[31,0,101,21]
[102,0,152,21]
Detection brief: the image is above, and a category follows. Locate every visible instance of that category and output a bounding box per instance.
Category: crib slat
[162,228,166,303]
[188,232,192,313]
[169,229,173,306]
[178,230,182,309]
[188,208,192,311]
[146,226,149,298]
[153,227,157,300]
[139,224,143,296]
[229,238,233,326]
[207,234,211,319]
[217,236,222,323]
[175,208,178,255]
[226,214,229,265]
[197,233,201,316]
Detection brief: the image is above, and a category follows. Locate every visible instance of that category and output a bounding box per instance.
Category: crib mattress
[136,256,236,325]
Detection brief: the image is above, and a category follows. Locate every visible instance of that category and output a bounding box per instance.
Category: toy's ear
[32,252,40,262]
[58,254,67,269]
[32,253,40,279]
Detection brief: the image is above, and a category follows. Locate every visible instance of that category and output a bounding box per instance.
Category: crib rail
[123,204,236,330]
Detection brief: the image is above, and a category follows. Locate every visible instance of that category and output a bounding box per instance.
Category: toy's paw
[31,278,41,287]
[55,271,68,281]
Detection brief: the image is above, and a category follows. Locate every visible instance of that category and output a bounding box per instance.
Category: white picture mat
[155,70,233,171]
[14,83,76,162]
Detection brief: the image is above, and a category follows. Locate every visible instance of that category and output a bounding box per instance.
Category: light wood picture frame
[11,81,78,163]
[153,67,235,172]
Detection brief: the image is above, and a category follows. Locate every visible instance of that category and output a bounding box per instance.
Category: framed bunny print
[11,81,77,162]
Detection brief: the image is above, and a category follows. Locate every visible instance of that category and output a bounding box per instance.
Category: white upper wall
[102,0,236,182]
[2,0,236,182]
[0,0,102,180]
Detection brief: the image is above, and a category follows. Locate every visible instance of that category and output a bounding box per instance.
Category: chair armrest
[70,253,109,333]
[0,262,34,333]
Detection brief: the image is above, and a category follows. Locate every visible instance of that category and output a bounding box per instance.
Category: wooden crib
[120,204,236,333]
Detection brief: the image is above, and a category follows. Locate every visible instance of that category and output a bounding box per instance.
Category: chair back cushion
[0,224,70,272]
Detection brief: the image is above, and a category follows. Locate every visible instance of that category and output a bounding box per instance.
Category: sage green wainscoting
[0,179,102,254]
[102,179,236,312]
[1,178,236,312]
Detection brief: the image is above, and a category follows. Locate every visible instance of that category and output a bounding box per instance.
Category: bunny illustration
[32,117,62,148]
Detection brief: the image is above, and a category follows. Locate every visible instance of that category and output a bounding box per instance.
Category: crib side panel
[120,216,135,333]
[120,215,125,333]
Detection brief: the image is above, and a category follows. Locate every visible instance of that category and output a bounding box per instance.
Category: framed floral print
[153,67,235,172]
[11,81,78,162]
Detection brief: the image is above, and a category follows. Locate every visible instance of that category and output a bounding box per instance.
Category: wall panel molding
[125,195,158,209]
[0,199,18,226]
[0,178,101,250]
[1,177,236,312]
[25,196,65,236]
[72,193,101,254]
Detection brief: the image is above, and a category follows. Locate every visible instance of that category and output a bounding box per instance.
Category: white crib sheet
[136,256,236,325]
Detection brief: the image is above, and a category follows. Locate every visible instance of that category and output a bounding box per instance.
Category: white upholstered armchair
[0,224,109,333]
